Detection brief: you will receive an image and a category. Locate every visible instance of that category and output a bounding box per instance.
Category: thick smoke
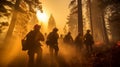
[0,37,90,67]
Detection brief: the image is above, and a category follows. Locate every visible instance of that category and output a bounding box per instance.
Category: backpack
[21,39,28,51]
[84,33,94,45]
[21,31,35,51]
[46,32,53,45]
[46,32,58,45]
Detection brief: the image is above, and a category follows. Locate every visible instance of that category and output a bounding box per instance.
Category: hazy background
[41,0,70,33]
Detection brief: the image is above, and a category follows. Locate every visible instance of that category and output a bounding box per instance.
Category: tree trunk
[101,12,109,44]
[78,0,83,36]
[5,0,21,41]
[88,0,93,35]
[90,0,109,44]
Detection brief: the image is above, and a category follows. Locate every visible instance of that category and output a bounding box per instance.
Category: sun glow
[36,10,49,33]
[36,10,48,24]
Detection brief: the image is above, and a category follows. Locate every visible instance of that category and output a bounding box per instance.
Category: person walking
[63,32,73,45]
[74,32,83,51]
[46,28,59,56]
[84,30,94,53]
[25,24,44,67]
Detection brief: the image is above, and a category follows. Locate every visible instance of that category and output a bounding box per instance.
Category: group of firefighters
[23,24,94,67]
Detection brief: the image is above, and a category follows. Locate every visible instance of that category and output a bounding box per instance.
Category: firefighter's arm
[40,33,45,41]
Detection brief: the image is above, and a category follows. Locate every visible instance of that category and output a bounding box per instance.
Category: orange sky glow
[40,0,70,34]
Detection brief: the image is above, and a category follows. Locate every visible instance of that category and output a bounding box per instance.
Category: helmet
[87,29,90,33]
[68,32,71,34]
[34,24,41,30]
[53,27,58,32]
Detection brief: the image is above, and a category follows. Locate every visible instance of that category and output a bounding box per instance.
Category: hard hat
[87,29,90,32]
[53,27,58,32]
[34,24,41,30]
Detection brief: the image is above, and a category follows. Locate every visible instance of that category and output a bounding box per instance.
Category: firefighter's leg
[49,46,54,56]
[28,50,35,67]
[90,45,93,52]
[36,47,42,66]
[86,45,89,53]
[55,46,59,56]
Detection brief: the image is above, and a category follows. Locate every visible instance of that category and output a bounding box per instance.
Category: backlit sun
[36,10,48,24]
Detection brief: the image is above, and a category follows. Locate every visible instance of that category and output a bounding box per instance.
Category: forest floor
[0,39,120,67]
